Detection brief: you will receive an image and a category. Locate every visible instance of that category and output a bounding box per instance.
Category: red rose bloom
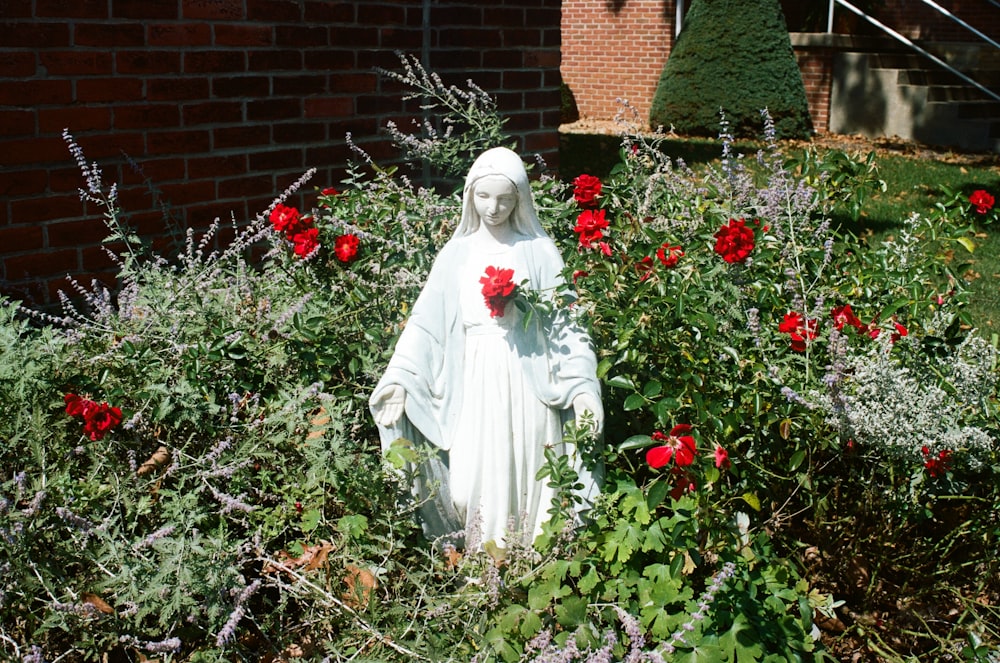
[656,244,683,268]
[479,266,517,318]
[574,209,609,249]
[969,189,994,215]
[321,187,338,197]
[646,424,697,468]
[635,256,654,281]
[333,233,359,263]
[572,174,602,208]
[921,446,952,478]
[64,393,122,441]
[713,218,755,264]
[831,304,864,331]
[292,227,320,258]
[714,445,731,469]
[82,403,123,441]
[269,204,308,237]
[779,311,818,352]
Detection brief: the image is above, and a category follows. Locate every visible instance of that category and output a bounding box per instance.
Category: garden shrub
[649,0,813,139]
[1,54,997,662]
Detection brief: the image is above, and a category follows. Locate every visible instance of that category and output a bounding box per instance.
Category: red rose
[646,424,697,468]
[479,265,517,318]
[779,311,817,352]
[333,234,359,263]
[574,209,609,250]
[714,445,731,469]
[969,189,994,215]
[830,304,863,331]
[82,403,123,441]
[64,393,87,417]
[713,218,755,264]
[321,187,338,197]
[292,227,320,258]
[269,204,309,237]
[635,256,654,281]
[655,244,683,268]
[572,174,602,208]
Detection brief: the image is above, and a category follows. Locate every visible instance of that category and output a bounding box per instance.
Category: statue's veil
[453,147,548,239]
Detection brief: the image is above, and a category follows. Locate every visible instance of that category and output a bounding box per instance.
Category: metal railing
[827,0,1000,103]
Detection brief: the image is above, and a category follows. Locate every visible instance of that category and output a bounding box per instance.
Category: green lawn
[559,130,1000,332]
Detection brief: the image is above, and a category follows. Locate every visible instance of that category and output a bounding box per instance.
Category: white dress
[449,244,564,547]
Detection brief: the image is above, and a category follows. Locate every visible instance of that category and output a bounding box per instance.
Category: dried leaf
[82,592,114,614]
[444,547,463,570]
[342,564,377,609]
[137,446,171,476]
[779,419,792,440]
[307,406,330,440]
[263,541,335,575]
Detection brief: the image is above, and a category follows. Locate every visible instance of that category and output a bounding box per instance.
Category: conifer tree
[649,0,813,139]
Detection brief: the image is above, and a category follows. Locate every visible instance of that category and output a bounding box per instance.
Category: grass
[559,129,1000,331]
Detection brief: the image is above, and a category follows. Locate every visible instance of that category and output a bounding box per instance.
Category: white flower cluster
[822,333,997,466]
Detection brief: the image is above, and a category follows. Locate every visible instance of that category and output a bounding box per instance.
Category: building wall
[561,0,999,130]
[561,0,675,123]
[0,0,562,306]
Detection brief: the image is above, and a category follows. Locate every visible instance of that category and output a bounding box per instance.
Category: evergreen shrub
[649,0,813,139]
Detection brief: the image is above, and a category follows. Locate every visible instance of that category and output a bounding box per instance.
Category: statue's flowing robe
[371,233,601,547]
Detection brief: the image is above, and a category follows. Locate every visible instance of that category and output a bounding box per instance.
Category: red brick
[329,72,376,94]
[502,29,542,48]
[112,0,180,19]
[273,122,325,144]
[247,0,301,22]
[217,173,274,199]
[429,5,481,26]
[187,154,248,179]
[0,169,46,195]
[0,51,34,76]
[159,179,216,206]
[276,24,329,47]
[214,24,273,47]
[184,51,246,74]
[214,125,270,149]
[46,217,114,247]
[0,110,34,137]
[438,28,502,48]
[37,51,112,76]
[0,22,71,47]
[74,23,145,47]
[0,136,71,166]
[357,4,406,25]
[0,224,43,252]
[114,104,181,130]
[302,1,354,22]
[0,0,32,18]
[117,51,182,74]
[147,77,211,101]
[72,132,144,161]
[212,75,271,98]
[247,97,302,121]
[182,101,243,126]
[11,194,84,225]
[182,0,245,20]
[250,50,303,71]
[5,249,79,281]
[148,22,211,46]
[146,129,211,156]
[0,79,72,106]
[248,148,302,171]
[38,107,111,135]
[304,96,354,119]
[272,74,326,96]
[304,50,356,71]
[36,0,108,18]
[77,77,144,103]
[379,26,422,50]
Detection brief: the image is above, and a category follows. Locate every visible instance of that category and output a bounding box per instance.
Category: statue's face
[473,175,517,228]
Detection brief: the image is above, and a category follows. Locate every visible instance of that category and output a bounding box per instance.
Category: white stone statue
[369,147,603,549]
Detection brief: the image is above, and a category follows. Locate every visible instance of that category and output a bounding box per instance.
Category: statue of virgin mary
[369,147,602,549]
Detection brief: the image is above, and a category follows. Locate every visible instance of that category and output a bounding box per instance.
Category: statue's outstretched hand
[371,384,406,428]
[572,392,604,438]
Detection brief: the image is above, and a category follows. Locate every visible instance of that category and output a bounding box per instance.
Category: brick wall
[0,0,562,306]
[561,0,674,123]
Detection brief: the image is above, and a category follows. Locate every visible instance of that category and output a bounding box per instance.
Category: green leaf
[642,379,662,397]
[957,236,976,253]
[623,393,647,411]
[606,374,637,390]
[789,449,806,471]
[619,434,652,451]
